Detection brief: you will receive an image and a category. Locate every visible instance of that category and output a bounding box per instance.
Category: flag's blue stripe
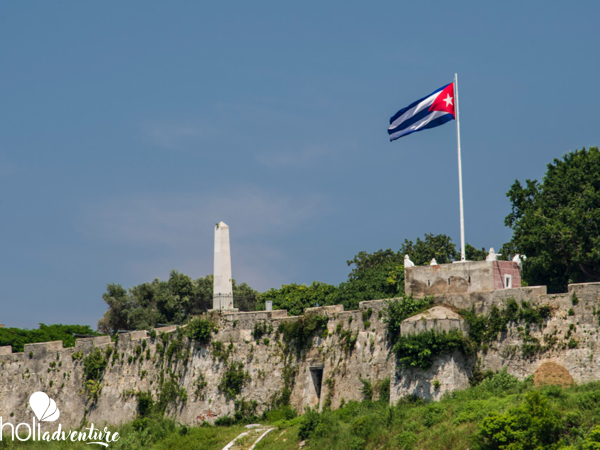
[388,83,450,125]
[388,104,437,135]
[389,113,454,141]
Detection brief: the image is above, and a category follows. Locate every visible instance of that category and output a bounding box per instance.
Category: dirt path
[221,426,276,450]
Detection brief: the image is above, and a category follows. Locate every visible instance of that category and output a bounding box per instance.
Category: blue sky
[1,1,598,328]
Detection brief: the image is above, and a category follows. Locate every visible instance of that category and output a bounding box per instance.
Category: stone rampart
[2,281,600,429]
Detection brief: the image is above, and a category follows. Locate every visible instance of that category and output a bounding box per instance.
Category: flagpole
[454,73,466,261]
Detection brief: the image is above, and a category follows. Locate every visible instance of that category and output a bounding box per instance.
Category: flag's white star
[443,94,453,107]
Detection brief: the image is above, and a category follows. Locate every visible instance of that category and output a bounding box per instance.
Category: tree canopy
[0,324,100,352]
[258,233,487,314]
[504,146,600,293]
[97,271,258,334]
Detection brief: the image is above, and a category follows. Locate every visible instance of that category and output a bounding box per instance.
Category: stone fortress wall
[2,261,600,430]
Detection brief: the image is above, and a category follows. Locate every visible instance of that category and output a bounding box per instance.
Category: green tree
[476,391,564,450]
[0,324,100,352]
[258,233,486,315]
[98,271,258,333]
[504,147,600,292]
[259,282,338,316]
[465,243,487,261]
[399,233,459,265]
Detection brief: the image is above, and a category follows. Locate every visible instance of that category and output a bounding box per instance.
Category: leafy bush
[252,320,273,340]
[278,313,329,355]
[360,378,373,400]
[83,348,107,381]
[377,377,391,403]
[394,329,472,370]
[338,328,358,353]
[186,317,215,345]
[298,407,322,440]
[382,295,433,342]
[156,376,187,414]
[478,368,519,393]
[475,391,564,450]
[218,362,250,400]
[136,391,154,417]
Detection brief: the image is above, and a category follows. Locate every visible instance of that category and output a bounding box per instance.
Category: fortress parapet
[400,306,468,336]
[405,260,521,297]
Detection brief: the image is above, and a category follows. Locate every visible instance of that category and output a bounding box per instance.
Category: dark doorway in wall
[310,365,324,399]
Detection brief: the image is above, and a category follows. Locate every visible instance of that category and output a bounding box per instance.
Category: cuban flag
[388,82,456,141]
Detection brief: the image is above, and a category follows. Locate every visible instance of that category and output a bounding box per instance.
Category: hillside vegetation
[5,372,600,450]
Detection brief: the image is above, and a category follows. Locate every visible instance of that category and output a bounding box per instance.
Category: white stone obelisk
[213,221,233,310]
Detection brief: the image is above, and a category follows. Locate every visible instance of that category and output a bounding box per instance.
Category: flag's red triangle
[429,83,455,118]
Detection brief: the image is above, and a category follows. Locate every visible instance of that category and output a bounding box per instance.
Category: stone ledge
[400,306,468,336]
[24,340,64,353]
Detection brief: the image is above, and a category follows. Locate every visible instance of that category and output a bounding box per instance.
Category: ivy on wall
[384,297,555,370]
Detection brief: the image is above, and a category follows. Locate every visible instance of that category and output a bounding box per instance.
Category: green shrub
[423,404,445,427]
[218,362,250,400]
[382,296,433,342]
[475,391,563,450]
[234,398,258,423]
[338,328,358,353]
[156,376,187,413]
[377,377,390,403]
[298,407,321,440]
[136,391,154,417]
[521,333,542,358]
[394,329,472,370]
[397,431,418,449]
[278,313,328,355]
[478,368,519,392]
[85,380,102,401]
[187,318,215,345]
[83,348,107,381]
[359,378,373,400]
[212,340,232,362]
[252,321,273,340]
[583,426,600,450]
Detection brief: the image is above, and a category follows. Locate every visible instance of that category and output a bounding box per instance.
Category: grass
[6,373,600,449]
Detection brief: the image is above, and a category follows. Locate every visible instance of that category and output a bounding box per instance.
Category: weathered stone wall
[0,301,393,429]
[405,260,521,297]
[3,281,600,430]
[478,282,600,383]
[390,282,600,401]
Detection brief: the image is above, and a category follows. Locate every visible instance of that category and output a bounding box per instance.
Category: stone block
[270,310,288,319]
[24,340,63,355]
[406,260,522,297]
[128,330,148,341]
[93,336,112,346]
[391,350,471,402]
[400,306,468,336]
[0,346,12,355]
[154,325,177,334]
